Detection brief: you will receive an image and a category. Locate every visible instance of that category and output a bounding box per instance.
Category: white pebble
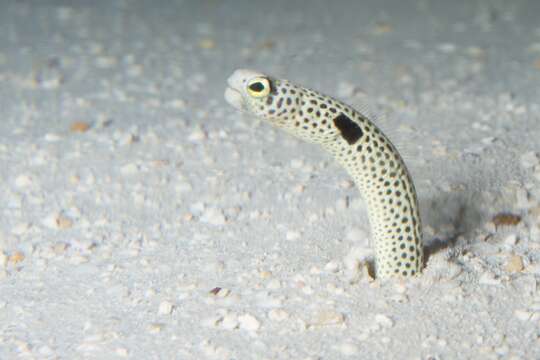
[96,56,117,68]
[504,234,518,245]
[188,127,207,142]
[336,342,359,356]
[117,133,138,146]
[337,82,358,98]
[324,260,340,273]
[42,213,73,230]
[11,223,31,235]
[290,158,304,168]
[515,187,530,209]
[345,228,369,243]
[311,310,345,326]
[221,314,239,330]
[69,255,89,264]
[175,180,192,193]
[0,251,7,268]
[266,279,282,290]
[168,99,186,109]
[203,315,223,328]
[147,323,164,333]
[520,151,539,169]
[120,163,139,175]
[44,133,61,142]
[115,347,129,357]
[286,230,301,241]
[336,197,349,210]
[38,345,54,356]
[15,174,33,188]
[268,309,289,322]
[514,309,532,321]
[375,314,394,328]
[438,43,456,53]
[478,272,501,285]
[158,300,174,315]
[238,313,260,331]
[200,208,227,226]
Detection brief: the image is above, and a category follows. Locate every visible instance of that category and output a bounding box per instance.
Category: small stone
[345,228,368,243]
[286,230,301,241]
[311,310,345,327]
[53,243,68,254]
[268,309,289,322]
[70,121,91,133]
[478,272,500,285]
[504,234,518,245]
[15,174,33,188]
[336,197,349,210]
[9,251,25,264]
[520,151,539,169]
[514,309,532,321]
[115,347,129,357]
[44,133,61,142]
[515,188,530,209]
[337,82,358,98]
[12,223,31,235]
[158,301,174,315]
[57,216,73,229]
[373,22,393,34]
[168,99,186,109]
[221,314,239,330]
[336,342,359,356]
[69,255,89,265]
[438,43,456,53]
[199,38,216,49]
[238,314,261,331]
[117,133,138,145]
[203,315,223,328]
[147,323,164,333]
[120,163,139,175]
[200,208,226,226]
[375,314,394,328]
[339,180,355,189]
[42,213,73,229]
[96,56,117,68]
[324,261,340,273]
[505,255,524,273]
[188,127,207,142]
[37,345,54,356]
[0,251,8,268]
[266,279,281,289]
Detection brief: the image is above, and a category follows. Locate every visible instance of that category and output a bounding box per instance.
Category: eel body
[225,69,423,279]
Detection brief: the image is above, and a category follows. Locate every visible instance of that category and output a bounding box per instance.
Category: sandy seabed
[1,1,540,359]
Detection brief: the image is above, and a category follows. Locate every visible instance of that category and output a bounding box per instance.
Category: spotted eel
[224,69,423,279]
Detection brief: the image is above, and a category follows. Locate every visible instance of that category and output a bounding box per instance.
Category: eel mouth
[224,86,244,111]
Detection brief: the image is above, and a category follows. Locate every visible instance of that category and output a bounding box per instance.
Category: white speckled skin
[225,69,423,279]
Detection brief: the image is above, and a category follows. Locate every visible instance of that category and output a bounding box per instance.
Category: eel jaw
[224,86,244,111]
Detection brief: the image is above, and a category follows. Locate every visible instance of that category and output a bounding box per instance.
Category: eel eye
[247,77,271,97]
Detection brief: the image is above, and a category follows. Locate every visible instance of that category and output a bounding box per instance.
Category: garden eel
[224,69,423,279]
